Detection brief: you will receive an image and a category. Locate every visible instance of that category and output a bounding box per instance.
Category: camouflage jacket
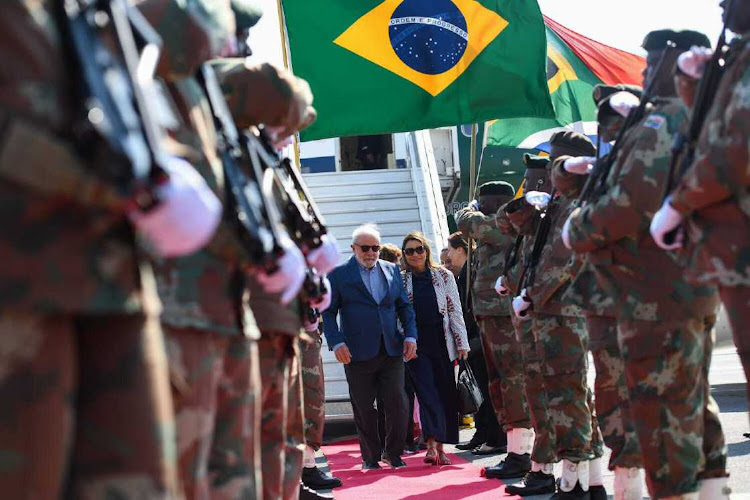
[566,98,719,321]
[498,198,536,297]
[455,207,513,317]
[0,1,153,314]
[247,274,302,336]
[670,35,750,287]
[153,76,258,337]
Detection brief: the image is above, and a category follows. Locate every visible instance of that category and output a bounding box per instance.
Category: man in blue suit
[323,224,418,470]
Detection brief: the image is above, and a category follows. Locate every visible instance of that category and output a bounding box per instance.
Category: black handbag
[457,360,484,415]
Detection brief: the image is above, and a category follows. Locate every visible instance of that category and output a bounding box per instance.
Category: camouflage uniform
[524,166,603,464]
[566,98,728,497]
[248,276,305,500]
[301,327,326,451]
[670,36,750,408]
[498,202,558,465]
[455,207,531,433]
[0,2,180,498]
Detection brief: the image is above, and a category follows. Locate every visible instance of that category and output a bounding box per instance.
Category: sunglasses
[404,246,425,256]
[355,244,380,253]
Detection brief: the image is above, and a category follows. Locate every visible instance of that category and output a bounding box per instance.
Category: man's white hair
[351,224,381,244]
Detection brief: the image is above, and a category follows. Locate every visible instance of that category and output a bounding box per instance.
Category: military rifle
[576,41,677,206]
[197,63,284,270]
[661,23,729,244]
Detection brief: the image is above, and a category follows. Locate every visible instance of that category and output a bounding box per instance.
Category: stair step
[303,169,411,187]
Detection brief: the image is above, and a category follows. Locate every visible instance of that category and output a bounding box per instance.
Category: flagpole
[465,123,478,306]
[276,0,301,167]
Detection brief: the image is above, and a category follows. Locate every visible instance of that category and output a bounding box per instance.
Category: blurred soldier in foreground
[651,0,750,424]
[564,29,729,499]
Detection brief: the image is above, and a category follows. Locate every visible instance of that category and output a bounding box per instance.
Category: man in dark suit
[323,224,418,470]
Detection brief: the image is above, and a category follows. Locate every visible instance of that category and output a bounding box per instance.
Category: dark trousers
[378,369,415,448]
[345,351,408,462]
[468,350,503,445]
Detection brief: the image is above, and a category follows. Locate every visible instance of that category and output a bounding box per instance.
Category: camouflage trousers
[531,312,598,462]
[258,332,304,500]
[300,330,325,450]
[586,315,642,470]
[164,326,261,500]
[513,313,557,464]
[719,285,750,411]
[618,314,728,498]
[477,315,531,432]
[0,311,180,499]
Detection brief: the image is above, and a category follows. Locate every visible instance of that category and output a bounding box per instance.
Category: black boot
[301,466,342,490]
[456,431,485,451]
[505,471,556,496]
[589,485,607,500]
[483,452,531,479]
[299,483,334,499]
[550,482,591,499]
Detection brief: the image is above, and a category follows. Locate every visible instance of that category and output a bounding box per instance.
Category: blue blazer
[322,256,418,362]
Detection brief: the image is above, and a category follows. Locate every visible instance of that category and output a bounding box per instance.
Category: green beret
[523,153,550,169]
[479,181,515,197]
[592,84,643,106]
[232,0,263,31]
[549,131,596,157]
[642,29,711,52]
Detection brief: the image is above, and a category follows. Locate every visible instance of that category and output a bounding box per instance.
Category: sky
[248,0,726,66]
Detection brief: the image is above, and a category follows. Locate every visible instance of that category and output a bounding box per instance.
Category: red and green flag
[484,15,646,151]
[281,0,555,141]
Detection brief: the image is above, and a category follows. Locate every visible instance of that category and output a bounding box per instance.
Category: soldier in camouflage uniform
[508,134,605,499]
[498,157,559,496]
[565,30,729,500]
[136,1,270,497]
[563,85,646,500]
[455,182,534,479]
[0,1,197,497]
[651,3,750,430]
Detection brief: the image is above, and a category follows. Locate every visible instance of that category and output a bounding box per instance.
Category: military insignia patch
[334,0,508,96]
[643,114,666,129]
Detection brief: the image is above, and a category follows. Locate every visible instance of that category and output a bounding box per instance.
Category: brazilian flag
[282,0,555,141]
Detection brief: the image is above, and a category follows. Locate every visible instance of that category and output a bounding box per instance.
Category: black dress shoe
[299,483,333,499]
[362,460,381,470]
[484,452,531,479]
[301,466,342,490]
[471,443,507,455]
[550,483,591,499]
[456,432,486,451]
[382,455,407,469]
[505,471,556,496]
[589,485,607,500]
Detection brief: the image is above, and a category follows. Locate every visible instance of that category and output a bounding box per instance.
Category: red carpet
[322,440,521,499]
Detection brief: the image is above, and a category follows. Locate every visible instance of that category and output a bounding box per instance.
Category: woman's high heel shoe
[437,451,452,466]
[423,449,438,465]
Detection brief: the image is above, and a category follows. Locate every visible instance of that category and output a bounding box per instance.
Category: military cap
[523,153,550,169]
[642,29,711,52]
[592,84,643,106]
[478,181,515,197]
[549,131,596,157]
[232,0,263,31]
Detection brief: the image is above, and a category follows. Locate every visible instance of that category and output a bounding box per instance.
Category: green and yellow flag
[282,0,554,140]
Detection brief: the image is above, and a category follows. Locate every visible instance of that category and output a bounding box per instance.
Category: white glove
[562,215,573,249]
[678,46,714,80]
[512,289,532,319]
[525,190,552,209]
[306,235,341,274]
[563,156,597,175]
[494,275,509,296]
[309,276,332,312]
[650,198,685,250]
[303,316,320,332]
[609,91,641,118]
[256,235,307,304]
[129,156,221,258]
[468,199,480,211]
